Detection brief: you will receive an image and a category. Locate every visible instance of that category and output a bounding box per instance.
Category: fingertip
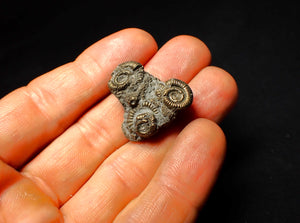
[110,28,159,64]
[199,118,227,159]
[172,34,212,65]
[191,66,238,122]
[178,118,226,160]
[205,66,238,101]
[203,66,238,122]
[145,35,211,81]
[160,118,227,185]
[118,28,159,55]
[75,28,158,79]
[164,118,226,207]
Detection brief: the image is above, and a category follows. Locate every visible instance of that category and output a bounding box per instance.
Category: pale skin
[0,28,238,223]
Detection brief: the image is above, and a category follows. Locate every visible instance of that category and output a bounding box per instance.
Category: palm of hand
[0,28,237,223]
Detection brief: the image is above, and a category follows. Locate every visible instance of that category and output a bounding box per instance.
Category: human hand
[0,28,238,223]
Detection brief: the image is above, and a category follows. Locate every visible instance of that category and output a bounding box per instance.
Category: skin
[0,28,238,223]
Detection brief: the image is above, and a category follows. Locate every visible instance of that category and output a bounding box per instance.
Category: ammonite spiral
[108,61,193,141]
[163,79,193,109]
[124,105,157,141]
[108,70,130,90]
[134,112,157,137]
[108,61,143,91]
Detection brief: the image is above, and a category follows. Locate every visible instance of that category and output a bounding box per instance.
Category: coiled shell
[108,70,130,90]
[163,79,193,109]
[125,105,157,141]
[135,112,157,137]
[108,61,143,91]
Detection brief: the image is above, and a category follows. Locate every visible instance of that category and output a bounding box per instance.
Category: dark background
[1,1,299,222]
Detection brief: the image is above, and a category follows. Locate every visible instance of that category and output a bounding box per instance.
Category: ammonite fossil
[108,61,193,141]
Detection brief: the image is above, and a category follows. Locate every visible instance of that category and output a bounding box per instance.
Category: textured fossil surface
[108,61,193,141]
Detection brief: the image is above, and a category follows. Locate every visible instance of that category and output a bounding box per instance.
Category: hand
[0,28,237,223]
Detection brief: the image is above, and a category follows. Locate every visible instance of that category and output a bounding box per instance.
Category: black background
[1,1,299,222]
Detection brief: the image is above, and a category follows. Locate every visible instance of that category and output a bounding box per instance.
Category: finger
[145,35,211,81]
[113,119,226,223]
[190,66,238,123]
[59,66,236,222]
[0,160,62,222]
[22,35,212,206]
[0,28,157,168]
[61,133,177,223]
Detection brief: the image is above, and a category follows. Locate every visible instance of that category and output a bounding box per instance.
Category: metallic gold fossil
[108,61,193,141]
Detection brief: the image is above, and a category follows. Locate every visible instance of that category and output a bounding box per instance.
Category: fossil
[108,61,193,141]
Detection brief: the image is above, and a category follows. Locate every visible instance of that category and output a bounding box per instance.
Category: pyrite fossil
[108,61,193,141]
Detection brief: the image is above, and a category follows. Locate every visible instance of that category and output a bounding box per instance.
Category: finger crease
[76,117,118,155]
[159,177,197,210]
[23,86,55,122]
[73,54,103,89]
[108,155,147,197]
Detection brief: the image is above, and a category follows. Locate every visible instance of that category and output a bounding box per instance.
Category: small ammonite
[108,70,130,90]
[134,112,157,138]
[162,79,193,109]
[108,61,143,91]
[108,61,193,141]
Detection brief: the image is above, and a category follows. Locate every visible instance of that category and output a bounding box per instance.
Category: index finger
[0,28,157,168]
